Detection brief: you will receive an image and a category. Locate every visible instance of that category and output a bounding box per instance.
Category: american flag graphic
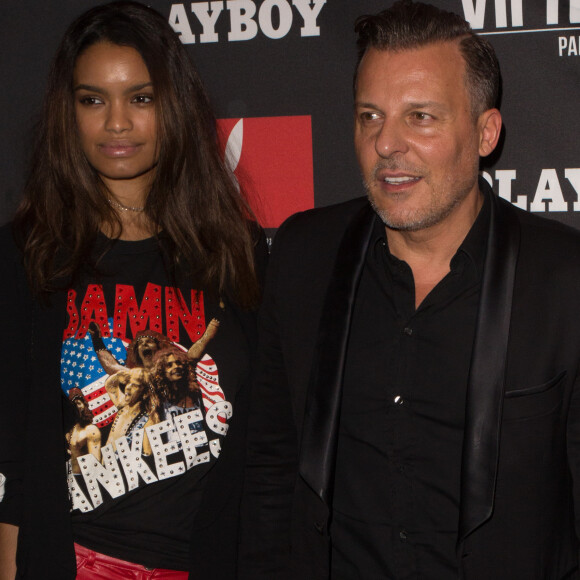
[60,320,128,428]
[196,354,225,417]
[61,319,225,427]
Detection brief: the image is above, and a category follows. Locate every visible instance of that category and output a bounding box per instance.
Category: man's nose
[374,118,409,158]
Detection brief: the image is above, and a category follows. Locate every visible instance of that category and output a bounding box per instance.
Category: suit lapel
[458,192,521,542]
[299,203,375,503]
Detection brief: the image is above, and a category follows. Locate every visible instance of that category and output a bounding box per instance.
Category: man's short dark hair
[354,0,500,116]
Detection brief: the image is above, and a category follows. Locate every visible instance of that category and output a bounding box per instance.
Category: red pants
[75,543,189,579]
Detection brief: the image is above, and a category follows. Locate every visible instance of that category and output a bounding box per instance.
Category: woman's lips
[98,142,142,157]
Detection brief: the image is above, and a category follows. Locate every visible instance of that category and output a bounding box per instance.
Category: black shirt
[331,196,490,579]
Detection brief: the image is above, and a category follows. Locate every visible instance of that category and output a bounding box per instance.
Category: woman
[0,2,265,578]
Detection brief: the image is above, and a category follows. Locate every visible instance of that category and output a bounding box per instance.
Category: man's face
[164,354,185,383]
[137,338,158,369]
[124,373,146,405]
[74,397,93,422]
[354,42,487,231]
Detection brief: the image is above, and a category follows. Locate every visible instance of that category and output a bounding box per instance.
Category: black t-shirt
[62,235,252,569]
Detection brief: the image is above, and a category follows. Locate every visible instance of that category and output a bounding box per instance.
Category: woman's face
[73,42,158,195]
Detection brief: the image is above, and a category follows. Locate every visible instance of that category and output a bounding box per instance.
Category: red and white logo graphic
[217,116,314,228]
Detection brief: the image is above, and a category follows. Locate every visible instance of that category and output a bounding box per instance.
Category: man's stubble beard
[364,158,478,232]
[366,182,464,232]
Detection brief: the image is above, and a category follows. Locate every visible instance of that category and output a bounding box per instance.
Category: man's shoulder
[500,196,580,252]
[496,197,580,283]
[274,196,369,246]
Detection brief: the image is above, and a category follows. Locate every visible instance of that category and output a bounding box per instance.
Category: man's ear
[478,108,502,157]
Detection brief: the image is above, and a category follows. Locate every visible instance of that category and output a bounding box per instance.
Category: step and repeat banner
[1,1,579,241]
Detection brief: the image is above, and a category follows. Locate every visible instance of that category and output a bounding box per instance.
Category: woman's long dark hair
[14,1,260,308]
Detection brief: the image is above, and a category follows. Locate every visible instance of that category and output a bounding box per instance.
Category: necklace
[108,197,145,213]
[110,406,145,436]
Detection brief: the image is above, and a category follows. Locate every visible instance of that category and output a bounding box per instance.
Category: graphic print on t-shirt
[61,283,232,513]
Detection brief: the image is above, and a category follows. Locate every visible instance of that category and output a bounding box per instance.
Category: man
[66,389,101,474]
[152,348,204,415]
[151,321,219,414]
[125,331,171,370]
[106,368,161,454]
[103,371,128,410]
[88,323,170,375]
[89,320,219,374]
[240,1,580,579]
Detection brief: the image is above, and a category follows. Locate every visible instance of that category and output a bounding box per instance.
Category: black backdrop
[1,0,579,239]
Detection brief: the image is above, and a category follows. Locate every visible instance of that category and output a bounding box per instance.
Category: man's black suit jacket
[240,182,580,580]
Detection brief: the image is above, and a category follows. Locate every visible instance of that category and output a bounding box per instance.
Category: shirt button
[394,395,404,405]
[403,327,413,336]
[399,530,408,541]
